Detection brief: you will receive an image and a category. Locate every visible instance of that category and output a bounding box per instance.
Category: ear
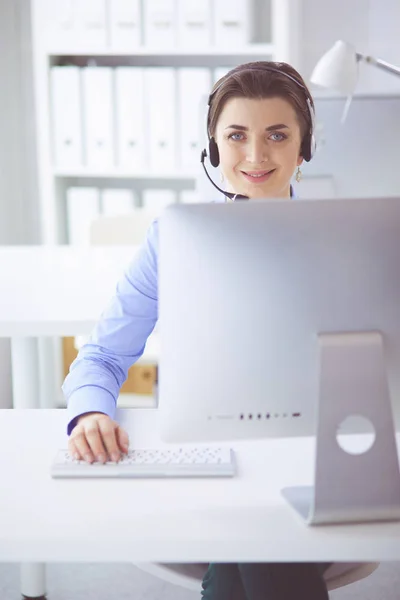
[297,155,304,167]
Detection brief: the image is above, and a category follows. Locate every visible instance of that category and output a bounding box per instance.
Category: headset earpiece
[301,133,312,162]
[208,137,220,168]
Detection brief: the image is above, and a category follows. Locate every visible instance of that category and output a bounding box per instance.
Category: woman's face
[214,96,304,199]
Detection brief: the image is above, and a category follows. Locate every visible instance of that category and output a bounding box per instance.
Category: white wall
[367,0,400,92]
[0,0,40,245]
[0,0,40,408]
[301,0,400,93]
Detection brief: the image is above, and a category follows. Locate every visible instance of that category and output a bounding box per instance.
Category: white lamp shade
[310,40,359,95]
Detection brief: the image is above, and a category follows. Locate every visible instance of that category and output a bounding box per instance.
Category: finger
[70,427,97,463]
[67,438,81,461]
[84,420,110,463]
[116,427,130,454]
[98,420,122,462]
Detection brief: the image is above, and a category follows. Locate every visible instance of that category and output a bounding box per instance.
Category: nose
[246,138,268,164]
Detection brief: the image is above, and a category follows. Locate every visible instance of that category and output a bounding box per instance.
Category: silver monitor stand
[282,331,400,525]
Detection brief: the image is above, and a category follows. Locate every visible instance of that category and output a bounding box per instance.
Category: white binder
[75,0,107,48]
[101,189,136,216]
[177,0,212,47]
[66,187,100,245]
[43,0,77,48]
[143,0,177,48]
[81,67,115,168]
[180,190,200,204]
[142,189,177,213]
[109,0,141,49]
[177,68,212,170]
[213,0,249,47]
[114,67,146,171]
[145,68,176,171]
[50,66,83,167]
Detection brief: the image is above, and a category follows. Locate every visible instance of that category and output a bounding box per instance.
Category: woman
[64,61,330,599]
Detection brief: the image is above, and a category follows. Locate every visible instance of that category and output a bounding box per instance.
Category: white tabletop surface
[1,408,400,563]
[0,246,138,336]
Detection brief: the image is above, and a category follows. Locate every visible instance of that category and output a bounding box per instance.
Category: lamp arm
[356,53,400,77]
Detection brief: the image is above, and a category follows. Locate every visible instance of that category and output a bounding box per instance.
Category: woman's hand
[68,412,129,464]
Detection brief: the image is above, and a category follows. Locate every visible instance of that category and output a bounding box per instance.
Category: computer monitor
[158,196,400,524]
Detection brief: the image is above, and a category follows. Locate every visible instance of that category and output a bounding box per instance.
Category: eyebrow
[224,123,289,131]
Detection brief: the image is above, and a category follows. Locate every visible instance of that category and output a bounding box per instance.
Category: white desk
[0,246,159,409]
[1,408,400,564]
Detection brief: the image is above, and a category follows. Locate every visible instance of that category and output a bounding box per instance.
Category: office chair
[137,561,380,593]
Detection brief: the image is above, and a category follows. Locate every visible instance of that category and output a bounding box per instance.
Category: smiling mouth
[241,169,275,182]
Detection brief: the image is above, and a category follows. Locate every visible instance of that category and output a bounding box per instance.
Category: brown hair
[208,61,315,161]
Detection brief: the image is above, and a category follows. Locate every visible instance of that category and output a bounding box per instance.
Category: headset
[200,65,316,201]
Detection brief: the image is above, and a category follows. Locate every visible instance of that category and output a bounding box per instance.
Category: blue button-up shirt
[63,217,160,435]
[63,188,296,435]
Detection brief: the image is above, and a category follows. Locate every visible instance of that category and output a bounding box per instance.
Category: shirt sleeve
[62,219,159,436]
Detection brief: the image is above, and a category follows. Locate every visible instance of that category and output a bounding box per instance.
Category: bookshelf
[31,0,301,244]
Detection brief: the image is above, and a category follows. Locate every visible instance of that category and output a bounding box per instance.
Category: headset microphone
[200,149,249,201]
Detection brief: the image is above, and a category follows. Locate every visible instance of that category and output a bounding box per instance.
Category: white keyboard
[51,447,236,479]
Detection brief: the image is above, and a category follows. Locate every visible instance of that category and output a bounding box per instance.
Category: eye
[269,132,287,142]
[228,132,245,141]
